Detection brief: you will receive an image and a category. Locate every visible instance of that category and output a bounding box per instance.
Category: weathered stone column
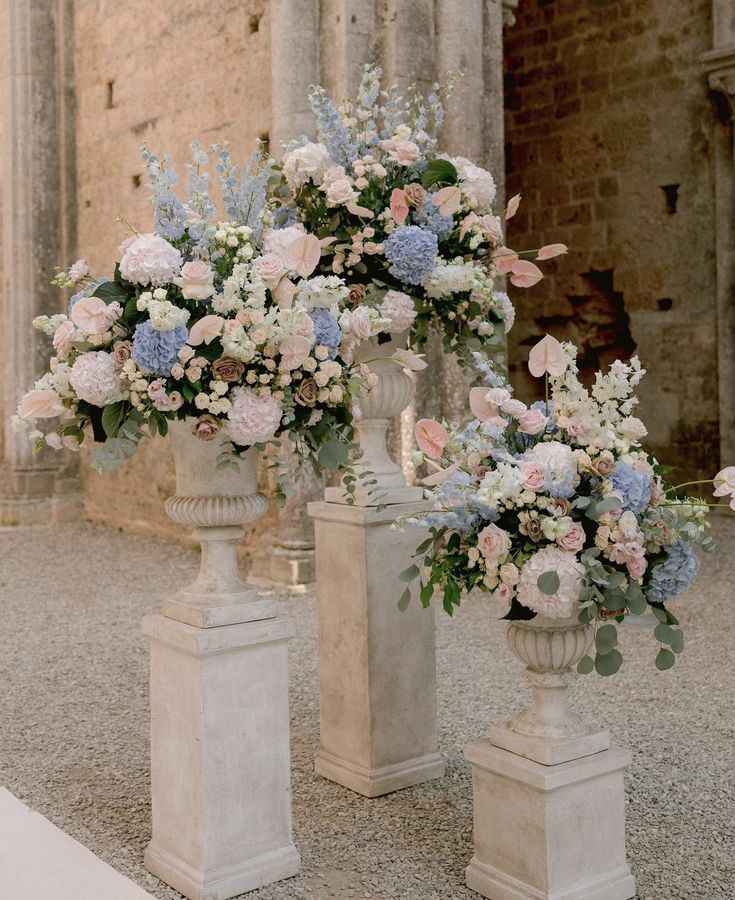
[701,2,735,468]
[0,0,81,524]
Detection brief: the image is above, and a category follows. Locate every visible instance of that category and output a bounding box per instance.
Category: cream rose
[477,523,512,563]
[517,407,548,435]
[173,259,215,300]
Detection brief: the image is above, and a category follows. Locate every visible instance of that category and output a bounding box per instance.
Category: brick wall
[74,0,273,549]
[503,0,719,480]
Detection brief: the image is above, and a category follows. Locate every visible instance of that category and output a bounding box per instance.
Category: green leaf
[655,647,676,671]
[415,536,434,554]
[577,655,595,675]
[93,281,128,302]
[399,564,420,583]
[420,582,434,607]
[650,605,668,623]
[317,439,349,470]
[420,158,458,189]
[398,587,412,611]
[654,623,675,645]
[595,648,623,676]
[595,623,618,654]
[537,571,560,595]
[670,629,684,654]
[625,582,647,616]
[101,401,125,438]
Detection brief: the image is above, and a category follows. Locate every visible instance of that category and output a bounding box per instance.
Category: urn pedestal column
[143,421,300,900]
[465,615,635,900]
[309,334,445,797]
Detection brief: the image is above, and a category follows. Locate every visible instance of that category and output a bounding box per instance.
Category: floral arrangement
[12,142,407,495]
[400,334,731,675]
[275,65,565,364]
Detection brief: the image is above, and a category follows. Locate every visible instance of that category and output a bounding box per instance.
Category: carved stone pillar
[0,0,81,524]
[701,7,735,468]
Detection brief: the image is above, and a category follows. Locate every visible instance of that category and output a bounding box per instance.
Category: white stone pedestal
[307,499,445,797]
[464,740,635,900]
[142,610,300,900]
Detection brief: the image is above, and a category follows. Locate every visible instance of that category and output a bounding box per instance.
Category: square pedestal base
[308,499,445,797]
[464,740,635,900]
[143,613,300,900]
[489,722,610,766]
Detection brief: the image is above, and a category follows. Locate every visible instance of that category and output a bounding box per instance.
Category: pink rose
[18,389,65,420]
[619,416,648,442]
[479,214,504,244]
[385,140,419,165]
[403,183,427,208]
[415,419,448,459]
[558,415,589,440]
[349,307,374,341]
[173,259,215,300]
[627,556,648,579]
[517,408,548,435]
[52,320,77,355]
[70,297,121,334]
[390,188,409,225]
[501,398,527,418]
[558,523,586,553]
[520,462,546,492]
[325,176,358,207]
[112,340,133,366]
[494,584,514,604]
[254,253,287,287]
[477,523,512,562]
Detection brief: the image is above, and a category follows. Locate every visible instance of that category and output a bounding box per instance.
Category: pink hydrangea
[68,351,126,407]
[119,233,183,286]
[378,290,416,333]
[517,545,585,619]
[225,387,283,446]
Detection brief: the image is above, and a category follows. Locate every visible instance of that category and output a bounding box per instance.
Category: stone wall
[503,0,720,480]
[74,0,271,547]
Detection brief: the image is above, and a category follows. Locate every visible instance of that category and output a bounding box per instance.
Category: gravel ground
[1,518,734,899]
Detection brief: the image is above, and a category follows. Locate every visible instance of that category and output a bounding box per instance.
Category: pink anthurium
[390,188,409,225]
[346,200,374,219]
[492,246,518,275]
[510,259,543,288]
[272,276,297,309]
[415,418,449,459]
[432,185,462,217]
[505,193,521,220]
[469,387,499,422]
[422,460,461,486]
[536,243,568,260]
[528,334,567,378]
[188,314,225,346]
[283,233,321,278]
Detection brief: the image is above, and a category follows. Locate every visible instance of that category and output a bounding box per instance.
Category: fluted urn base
[489,614,609,765]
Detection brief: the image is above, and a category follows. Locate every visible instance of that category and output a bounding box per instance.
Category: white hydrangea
[119,233,183,286]
[423,261,478,299]
[282,142,332,189]
[377,290,417,333]
[493,290,515,332]
[147,298,190,332]
[296,275,349,310]
[452,156,497,212]
[517,545,585,619]
[68,351,127,406]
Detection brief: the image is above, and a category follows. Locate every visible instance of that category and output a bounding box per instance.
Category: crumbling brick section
[503,0,721,480]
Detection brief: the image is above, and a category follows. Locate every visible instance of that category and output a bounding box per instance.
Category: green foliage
[537,570,560,595]
[420,159,458,189]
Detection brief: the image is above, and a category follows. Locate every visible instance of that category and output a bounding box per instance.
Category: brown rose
[524,515,544,542]
[295,378,318,407]
[590,452,615,478]
[112,340,132,367]
[404,183,427,208]
[191,414,221,442]
[211,357,245,383]
[548,498,571,517]
[347,284,366,307]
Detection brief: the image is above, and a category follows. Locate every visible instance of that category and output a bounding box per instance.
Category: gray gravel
[1,518,734,899]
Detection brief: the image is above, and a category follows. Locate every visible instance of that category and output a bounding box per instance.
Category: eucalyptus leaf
[577,655,595,675]
[537,571,560,595]
[655,648,676,671]
[399,564,420,583]
[398,587,412,611]
[595,623,618,654]
[595,648,623,676]
[654,623,675,645]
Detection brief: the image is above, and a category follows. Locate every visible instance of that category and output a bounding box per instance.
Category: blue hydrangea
[309,308,341,360]
[132,321,188,376]
[69,278,110,313]
[384,226,438,285]
[610,461,651,515]
[543,467,578,499]
[414,201,454,239]
[648,540,699,602]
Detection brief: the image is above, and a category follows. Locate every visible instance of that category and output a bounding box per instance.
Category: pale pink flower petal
[528,334,567,378]
[422,460,460,486]
[492,246,518,275]
[713,466,735,496]
[392,348,427,371]
[272,277,298,309]
[469,386,499,422]
[319,236,337,247]
[346,200,374,219]
[432,185,462,217]
[460,213,478,241]
[282,233,322,278]
[188,315,225,346]
[510,259,544,288]
[505,193,521,220]
[18,389,65,419]
[536,243,568,260]
[389,188,409,225]
[415,418,449,459]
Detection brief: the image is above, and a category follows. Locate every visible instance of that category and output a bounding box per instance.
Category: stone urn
[489,612,610,764]
[162,417,275,627]
[324,332,422,504]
